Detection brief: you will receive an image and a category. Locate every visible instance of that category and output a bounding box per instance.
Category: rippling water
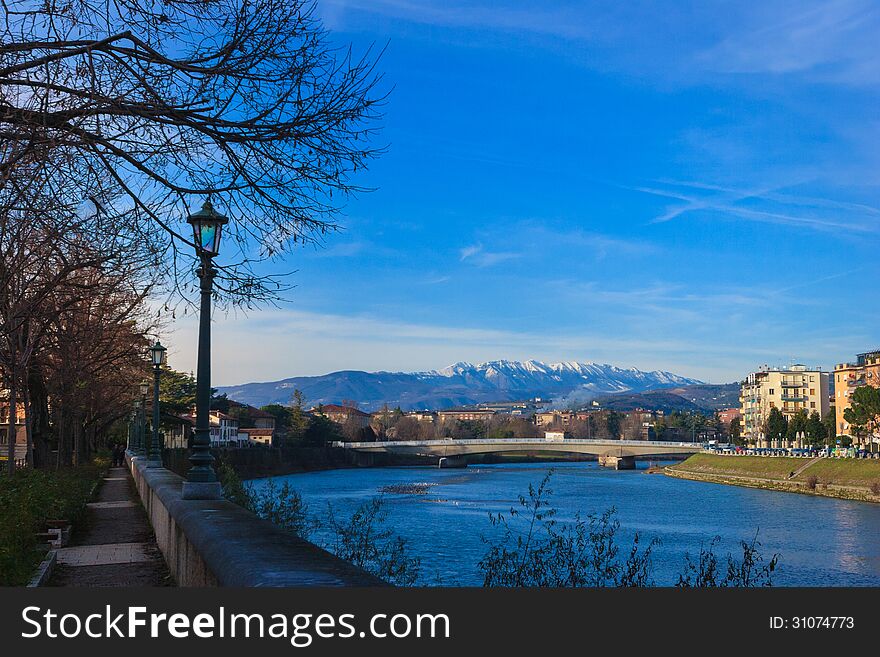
[249,461,880,586]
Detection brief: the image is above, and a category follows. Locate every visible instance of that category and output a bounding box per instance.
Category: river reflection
[249,461,880,586]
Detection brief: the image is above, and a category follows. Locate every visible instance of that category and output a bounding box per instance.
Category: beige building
[239,427,274,446]
[436,408,496,423]
[535,411,571,427]
[833,349,880,443]
[740,365,830,443]
[405,411,437,423]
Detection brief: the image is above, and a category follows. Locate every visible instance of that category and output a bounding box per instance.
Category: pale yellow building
[740,365,829,443]
[436,408,495,423]
[833,349,880,444]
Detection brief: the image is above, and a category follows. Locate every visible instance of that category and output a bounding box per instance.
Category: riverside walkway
[49,466,172,587]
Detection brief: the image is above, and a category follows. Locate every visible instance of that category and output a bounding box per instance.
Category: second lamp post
[138,380,149,455]
[148,341,167,467]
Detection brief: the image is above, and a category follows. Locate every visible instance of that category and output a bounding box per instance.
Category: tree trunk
[56,408,64,469]
[27,369,49,468]
[72,420,80,467]
[5,375,17,474]
[24,382,33,467]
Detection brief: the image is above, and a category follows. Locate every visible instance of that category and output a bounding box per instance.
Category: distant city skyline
[166,1,879,385]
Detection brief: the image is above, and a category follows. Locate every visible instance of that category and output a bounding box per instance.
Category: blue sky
[169,0,880,386]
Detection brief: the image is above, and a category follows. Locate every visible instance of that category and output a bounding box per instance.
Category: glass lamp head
[186,199,228,257]
[150,340,167,367]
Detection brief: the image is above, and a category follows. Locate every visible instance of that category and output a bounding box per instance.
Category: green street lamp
[148,341,167,467]
[182,200,227,499]
[138,381,150,455]
[127,409,138,453]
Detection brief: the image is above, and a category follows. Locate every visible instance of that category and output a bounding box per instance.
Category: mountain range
[217,360,705,412]
[586,384,741,413]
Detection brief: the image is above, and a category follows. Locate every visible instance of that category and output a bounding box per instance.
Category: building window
[810,402,816,408]
[810,388,815,395]
[769,389,775,395]
[810,376,815,382]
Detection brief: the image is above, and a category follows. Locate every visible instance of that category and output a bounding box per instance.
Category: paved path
[49,466,173,587]
[789,456,822,479]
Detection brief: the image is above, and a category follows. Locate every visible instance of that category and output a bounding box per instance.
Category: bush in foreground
[0,459,108,585]
[221,464,779,588]
[479,471,778,588]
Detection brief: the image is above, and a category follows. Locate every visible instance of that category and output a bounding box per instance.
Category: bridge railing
[334,438,702,449]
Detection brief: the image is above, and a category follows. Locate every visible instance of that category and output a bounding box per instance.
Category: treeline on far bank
[163,445,585,480]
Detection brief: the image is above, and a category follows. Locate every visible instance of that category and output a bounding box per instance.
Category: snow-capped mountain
[217,360,702,411]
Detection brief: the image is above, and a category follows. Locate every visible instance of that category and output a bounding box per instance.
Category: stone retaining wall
[127,455,385,587]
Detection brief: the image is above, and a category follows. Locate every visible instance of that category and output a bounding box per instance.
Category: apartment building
[393,410,435,423]
[717,407,741,426]
[740,365,830,442]
[436,408,496,423]
[833,349,880,441]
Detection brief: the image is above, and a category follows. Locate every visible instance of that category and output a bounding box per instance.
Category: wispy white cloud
[511,221,657,258]
[696,0,880,83]
[165,306,863,386]
[310,241,367,258]
[458,242,521,267]
[635,183,781,224]
[458,243,482,260]
[320,0,601,41]
[633,180,880,234]
[324,0,880,86]
[421,274,451,285]
[457,222,656,269]
[772,267,864,295]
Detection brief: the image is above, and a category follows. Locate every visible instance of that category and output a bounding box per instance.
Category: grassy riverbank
[665,453,880,503]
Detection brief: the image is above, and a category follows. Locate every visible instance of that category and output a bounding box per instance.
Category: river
[248,461,880,586]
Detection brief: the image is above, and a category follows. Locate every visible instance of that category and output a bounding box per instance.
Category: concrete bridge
[333,438,702,470]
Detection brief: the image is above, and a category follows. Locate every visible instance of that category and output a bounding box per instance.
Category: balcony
[780,394,806,402]
[781,381,804,388]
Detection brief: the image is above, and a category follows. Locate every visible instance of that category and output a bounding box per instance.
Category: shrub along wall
[0,459,108,585]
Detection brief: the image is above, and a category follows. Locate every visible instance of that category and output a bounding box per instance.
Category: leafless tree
[0,0,385,307]
[0,159,157,470]
[393,416,421,441]
[43,263,156,466]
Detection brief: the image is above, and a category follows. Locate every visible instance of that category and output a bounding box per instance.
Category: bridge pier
[438,456,467,469]
[598,455,635,470]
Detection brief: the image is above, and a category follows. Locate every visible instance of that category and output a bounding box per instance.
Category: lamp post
[148,341,167,467]
[139,381,150,455]
[132,400,142,454]
[131,401,139,453]
[127,410,137,453]
[182,200,227,500]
